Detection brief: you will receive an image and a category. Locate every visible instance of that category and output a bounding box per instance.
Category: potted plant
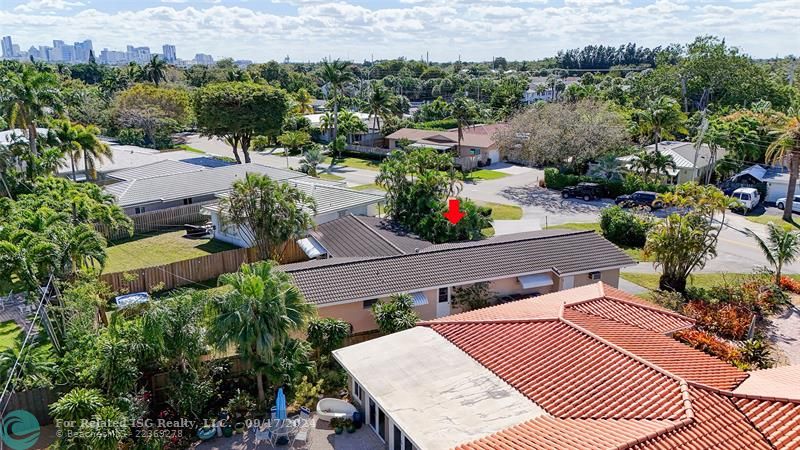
[197,425,216,441]
[227,389,256,421]
[234,422,246,434]
[221,420,234,438]
[345,418,355,433]
[331,417,344,435]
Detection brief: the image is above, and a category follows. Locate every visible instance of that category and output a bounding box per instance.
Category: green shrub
[600,206,653,247]
[739,338,773,370]
[117,128,145,146]
[544,168,670,197]
[411,118,459,130]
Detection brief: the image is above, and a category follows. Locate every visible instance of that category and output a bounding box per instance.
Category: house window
[363,299,378,309]
[470,148,480,155]
[438,287,448,303]
[134,206,146,214]
[369,398,376,429]
[404,436,414,450]
[183,198,193,205]
[393,426,402,450]
[353,380,363,404]
[378,407,387,440]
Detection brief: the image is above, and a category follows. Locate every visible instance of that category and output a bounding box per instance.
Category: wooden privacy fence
[4,388,60,426]
[96,202,214,241]
[100,241,307,293]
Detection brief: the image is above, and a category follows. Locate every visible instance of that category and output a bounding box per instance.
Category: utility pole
[692,110,709,183]
[680,75,688,113]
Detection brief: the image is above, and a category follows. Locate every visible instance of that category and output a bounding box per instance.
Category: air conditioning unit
[588,271,601,280]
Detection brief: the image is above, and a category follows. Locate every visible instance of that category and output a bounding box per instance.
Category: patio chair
[290,420,310,447]
[254,429,274,447]
[299,406,311,420]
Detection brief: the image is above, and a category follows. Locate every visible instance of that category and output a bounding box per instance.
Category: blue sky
[2,0,798,62]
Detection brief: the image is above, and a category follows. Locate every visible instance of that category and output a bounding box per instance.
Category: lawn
[466,169,509,181]
[317,173,345,182]
[325,156,382,171]
[477,201,523,220]
[351,183,386,192]
[104,230,239,273]
[0,321,21,351]
[174,144,206,154]
[745,214,800,232]
[620,272,800,291]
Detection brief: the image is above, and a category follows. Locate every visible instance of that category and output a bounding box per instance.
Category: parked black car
[614,191,663,210]
[561,182,605,201]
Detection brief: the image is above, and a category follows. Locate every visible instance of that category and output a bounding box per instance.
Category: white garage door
[487,150,500,165]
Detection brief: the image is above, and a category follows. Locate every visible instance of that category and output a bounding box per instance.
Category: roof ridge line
[612,417,695,450]
[559,315,696,421]
[602,291,698,325]
[350,214,406,254]
[281,230,593,273]
[686,379,800,405]
[420,317,560,326]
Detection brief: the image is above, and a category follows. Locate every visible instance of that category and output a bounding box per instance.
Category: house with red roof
[333,282,800,450]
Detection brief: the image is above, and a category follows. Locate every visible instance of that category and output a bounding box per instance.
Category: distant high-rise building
[194,53,214,65]
[162,44,176,63]
[28,46,41,61]
[127,45,151,64]
[73,39,93,62]
[99,48,127,65]
[1,36,14,58]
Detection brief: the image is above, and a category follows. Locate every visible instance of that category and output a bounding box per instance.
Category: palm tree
[143,55,167,86]
[767,115,800,221]
[746,223,800,284]
[629,149,655,182]
[75,124,112,181]
[318,59,355,145]
[207,261,316,401]
[51,120,112,181]
[337,110,367,144]
[650,151,678,183]
[635,96,687,153]
[451,97,478,158]
[589,154,624,180]
[0,64,63,157]
[365,83,394,136]
[293,88,314,115]
[300,145,324,177]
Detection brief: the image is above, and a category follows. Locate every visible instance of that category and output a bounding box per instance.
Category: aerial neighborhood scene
[1,0,800,449]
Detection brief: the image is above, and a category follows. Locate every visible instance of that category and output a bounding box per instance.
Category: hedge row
[544,167,670,198]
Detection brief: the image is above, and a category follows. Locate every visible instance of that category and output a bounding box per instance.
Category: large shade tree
[208,261,315,401]
[194,82,289,163]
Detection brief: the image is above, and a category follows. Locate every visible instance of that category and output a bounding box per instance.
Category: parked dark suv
[561,182,605,201]
[615,191,663,210]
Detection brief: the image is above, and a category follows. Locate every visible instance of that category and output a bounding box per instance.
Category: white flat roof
[333,327,546,450]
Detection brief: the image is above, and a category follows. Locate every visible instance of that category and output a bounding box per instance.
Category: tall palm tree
[51,119,81,181]
[143,55,167,86]
[51,120,112,181]
[76,124,112,181]
[293,88,314,115]
[767,115,800,221]
[650,151,678,183]
[451,96,478,158]
[636,96,687,153]
[318,59,355,145]
[207,261,315,401]
[300,145,324,177]
[0,64,62,157]
[365,83,393,135]
[746,223,800,284]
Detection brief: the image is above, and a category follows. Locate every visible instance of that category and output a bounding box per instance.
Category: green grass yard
[620,272,800,291]
[104,230,238,274]
[466,169,509,181]
[745,214,800,232]
[325,156,382,171]
[0,321,21,351]
[351,183,386,192]
[317,173,345,182]
[174,144,206,154]
[477,201,523,220]
[545,222,649,262]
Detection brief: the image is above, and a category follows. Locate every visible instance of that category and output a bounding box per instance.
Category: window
[470,148,480,155]
[394,426,402,450]
[353,381,363,404]
[378,407,386,439]
[438,287,448,303]
[363,299,378,309]
[369,399,376,429]
[183,198,193,205]
[404,437,414,450]
[134,206,146,214]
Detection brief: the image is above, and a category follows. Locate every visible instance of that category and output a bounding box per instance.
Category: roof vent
[414,248,420,253]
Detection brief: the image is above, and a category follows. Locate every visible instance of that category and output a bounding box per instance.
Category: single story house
[730,164,794,203]
[334,282,800,449]
[279,229,636,334]
[104,162,312,216]
[304,111,381,144]
[618,141,727,185]
[203,184,385,249]
[522,76,580,104]
[385,127,501,170]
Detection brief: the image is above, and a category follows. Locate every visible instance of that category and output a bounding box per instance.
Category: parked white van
[731,187,761,213]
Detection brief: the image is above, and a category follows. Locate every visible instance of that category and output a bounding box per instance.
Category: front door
[436,287,450,317]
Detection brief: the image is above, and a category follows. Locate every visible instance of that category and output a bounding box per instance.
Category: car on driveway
[776,195,800,213]
[561,182,605,201]
[615,191,663,210]
[731,187,761,213]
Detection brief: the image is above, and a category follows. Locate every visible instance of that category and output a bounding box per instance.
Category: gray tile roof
[105,163,306,207]
[289,181,384,216]
[279,230,636,306]
[108,160,207,181]
[309,215,432,258]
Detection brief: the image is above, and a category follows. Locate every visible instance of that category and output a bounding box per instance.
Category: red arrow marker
[443,198,465,225]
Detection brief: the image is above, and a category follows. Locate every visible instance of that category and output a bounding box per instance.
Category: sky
[1,0,798,62]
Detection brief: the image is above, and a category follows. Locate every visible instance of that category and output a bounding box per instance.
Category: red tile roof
[418,282,800,450]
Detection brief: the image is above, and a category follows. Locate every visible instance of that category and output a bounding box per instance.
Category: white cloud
[14,0,84,13]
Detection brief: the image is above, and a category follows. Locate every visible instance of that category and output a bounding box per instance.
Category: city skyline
[0,0,796,63]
